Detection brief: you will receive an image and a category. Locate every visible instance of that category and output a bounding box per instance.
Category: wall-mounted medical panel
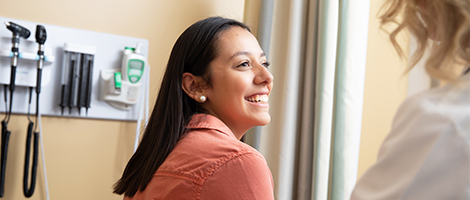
[0,16,149,121]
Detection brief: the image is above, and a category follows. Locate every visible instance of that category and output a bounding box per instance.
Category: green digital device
[122,47,145,84]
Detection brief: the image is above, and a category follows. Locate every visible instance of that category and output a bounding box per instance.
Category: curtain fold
[294,0,318,199]
[312,0,339,199]
[254,0,370,199]
[329,1,369,199]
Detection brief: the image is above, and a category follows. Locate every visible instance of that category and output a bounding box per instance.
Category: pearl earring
[199,95,206,103]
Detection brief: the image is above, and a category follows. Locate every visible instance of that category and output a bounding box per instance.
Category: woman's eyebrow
[229,51,266,60]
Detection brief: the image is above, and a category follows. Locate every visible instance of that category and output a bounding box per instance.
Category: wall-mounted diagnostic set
[0,16,150,199]
[0,21,48,198]
[0,16,149,121]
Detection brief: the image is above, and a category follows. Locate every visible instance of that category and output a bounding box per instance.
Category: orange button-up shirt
[125,114,274,200]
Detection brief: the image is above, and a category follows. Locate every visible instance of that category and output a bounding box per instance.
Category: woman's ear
[182,72,207,103]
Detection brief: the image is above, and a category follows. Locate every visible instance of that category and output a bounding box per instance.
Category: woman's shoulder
[383,82,470,163]
[156,124,265,183]
[177,128,266,159]
[177,113,262,158]
[199,145,274,200]
[394,82,470,125]
[352,81,470,200]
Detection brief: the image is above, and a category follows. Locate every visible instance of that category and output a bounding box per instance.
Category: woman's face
[202,26,273,139]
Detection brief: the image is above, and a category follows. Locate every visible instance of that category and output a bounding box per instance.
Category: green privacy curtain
[251,0,370,199]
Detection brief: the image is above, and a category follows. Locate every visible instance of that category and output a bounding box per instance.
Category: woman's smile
[245,94,269,103]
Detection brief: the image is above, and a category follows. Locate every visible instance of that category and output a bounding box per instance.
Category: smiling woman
[188,26,274,139]
[113,17,275,200]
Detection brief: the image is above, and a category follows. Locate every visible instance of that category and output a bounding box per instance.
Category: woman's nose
[254,64,274,85]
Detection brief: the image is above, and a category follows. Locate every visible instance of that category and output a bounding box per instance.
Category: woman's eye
[262,61,270,68]
[238,61,250,68]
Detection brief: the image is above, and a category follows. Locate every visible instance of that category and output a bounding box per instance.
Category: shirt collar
[186,114,237,140]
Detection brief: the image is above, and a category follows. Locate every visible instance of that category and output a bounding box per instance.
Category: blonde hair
[380,0,470,83]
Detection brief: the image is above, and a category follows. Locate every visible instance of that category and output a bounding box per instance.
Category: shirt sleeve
[200,152,274,200]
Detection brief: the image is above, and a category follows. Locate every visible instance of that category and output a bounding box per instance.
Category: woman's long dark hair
[113,17,250,197]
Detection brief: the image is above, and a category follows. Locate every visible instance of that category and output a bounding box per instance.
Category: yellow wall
[0,1,245,199]
[242,0,262,37]
[358,0,409,178]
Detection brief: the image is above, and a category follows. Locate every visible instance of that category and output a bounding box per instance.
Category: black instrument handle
[36,68,42,94]
[9,65,17,92]
[0,121,11,197]
[23,122,38,197]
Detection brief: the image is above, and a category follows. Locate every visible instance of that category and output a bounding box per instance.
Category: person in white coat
[351,0,470,199]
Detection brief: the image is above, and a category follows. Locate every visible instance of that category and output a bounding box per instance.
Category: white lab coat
[351,73,470,200]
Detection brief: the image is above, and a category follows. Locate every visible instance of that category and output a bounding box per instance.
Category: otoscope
[23,25,46,198]
[1,21,30,197]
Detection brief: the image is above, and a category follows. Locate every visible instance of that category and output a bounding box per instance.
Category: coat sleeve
[200,152,274,200]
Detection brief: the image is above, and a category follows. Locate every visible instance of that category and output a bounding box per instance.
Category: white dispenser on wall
[99,43,147,110]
